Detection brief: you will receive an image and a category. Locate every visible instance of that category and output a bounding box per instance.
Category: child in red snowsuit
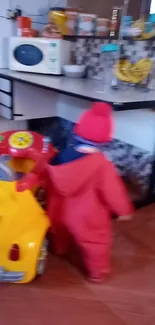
[47,102,134,282]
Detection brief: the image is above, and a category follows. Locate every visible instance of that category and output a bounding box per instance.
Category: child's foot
[88,270,110,283]
[117,215,133,221]
[88,276,103,283]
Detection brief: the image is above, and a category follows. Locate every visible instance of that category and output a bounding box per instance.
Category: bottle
[109,7,122,37]
[17,16,32,37]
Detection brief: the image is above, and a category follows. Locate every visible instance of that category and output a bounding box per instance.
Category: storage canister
[77,13,96,36]
[96,18,109,36]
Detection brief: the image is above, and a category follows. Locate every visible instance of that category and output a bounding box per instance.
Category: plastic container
[63,65,86,78]
[101,43,120,89]
[149,13,155,23]
[77,13,96,36]
[96,18,109,36]
[41,22,62,38]
[148,14,155,32]
[65,10,78,35]
[17,17,32,37]
[109,7,122,37]
[49,8,68,35]
[120,16,133,36]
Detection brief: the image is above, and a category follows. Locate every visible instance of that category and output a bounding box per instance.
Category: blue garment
[52,135,101,166]
[73,135,103,148]
[52,147,87,165]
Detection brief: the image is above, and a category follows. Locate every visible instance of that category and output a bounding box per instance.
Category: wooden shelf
[63,35,155,42]
[63,35,117,41]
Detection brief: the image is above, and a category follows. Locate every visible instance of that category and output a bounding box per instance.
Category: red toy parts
[0,130,57,191]
[0,130,54,161]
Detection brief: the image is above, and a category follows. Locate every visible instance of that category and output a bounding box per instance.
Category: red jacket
[47,153,134,281]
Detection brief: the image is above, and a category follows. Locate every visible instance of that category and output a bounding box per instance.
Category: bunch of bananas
[115,58,152,83]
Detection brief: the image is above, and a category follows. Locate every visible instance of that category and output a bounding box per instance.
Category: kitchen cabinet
[68,0,151,19]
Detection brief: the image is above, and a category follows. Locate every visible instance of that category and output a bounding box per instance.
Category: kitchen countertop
[0,69,155,110]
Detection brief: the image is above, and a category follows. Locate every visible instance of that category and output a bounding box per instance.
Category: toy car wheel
[36,238,48,276]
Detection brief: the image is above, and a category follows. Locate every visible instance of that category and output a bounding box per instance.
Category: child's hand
[117,215,133,221]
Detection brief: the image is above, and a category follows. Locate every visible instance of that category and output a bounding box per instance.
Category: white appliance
[9,37,72,75]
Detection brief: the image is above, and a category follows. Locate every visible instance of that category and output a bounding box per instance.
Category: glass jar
[49,7,68,35]
[101,43,119,90]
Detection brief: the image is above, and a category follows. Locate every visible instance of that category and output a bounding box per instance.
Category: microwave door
[14,44,43,66]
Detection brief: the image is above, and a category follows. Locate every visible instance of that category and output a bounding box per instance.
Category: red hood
[48,153,104,196]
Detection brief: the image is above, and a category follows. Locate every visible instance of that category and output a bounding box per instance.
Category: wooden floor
[1,205,155,325]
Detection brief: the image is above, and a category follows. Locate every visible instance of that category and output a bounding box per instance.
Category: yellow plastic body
[0,181,50,283]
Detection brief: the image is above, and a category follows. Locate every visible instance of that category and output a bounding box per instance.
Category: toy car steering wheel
[9,131,33,149]
[0,130,53,161]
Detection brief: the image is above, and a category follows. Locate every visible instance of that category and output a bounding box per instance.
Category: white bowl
[63,65,86,78]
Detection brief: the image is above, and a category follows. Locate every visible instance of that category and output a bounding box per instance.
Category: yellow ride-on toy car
[0,130,56,283]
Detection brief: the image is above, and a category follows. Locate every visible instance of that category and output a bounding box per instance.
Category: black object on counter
[109,7,122,37]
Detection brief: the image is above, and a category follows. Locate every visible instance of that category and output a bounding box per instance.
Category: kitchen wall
[10,0,67,29]
[151,0,155,13]
[0,0,67,67]
[0,0,151,68]
[0,0,67,130]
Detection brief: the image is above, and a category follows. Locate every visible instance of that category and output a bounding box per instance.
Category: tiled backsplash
[74,39,155,80]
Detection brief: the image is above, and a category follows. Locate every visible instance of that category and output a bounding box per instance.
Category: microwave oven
[9,37,72,75]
